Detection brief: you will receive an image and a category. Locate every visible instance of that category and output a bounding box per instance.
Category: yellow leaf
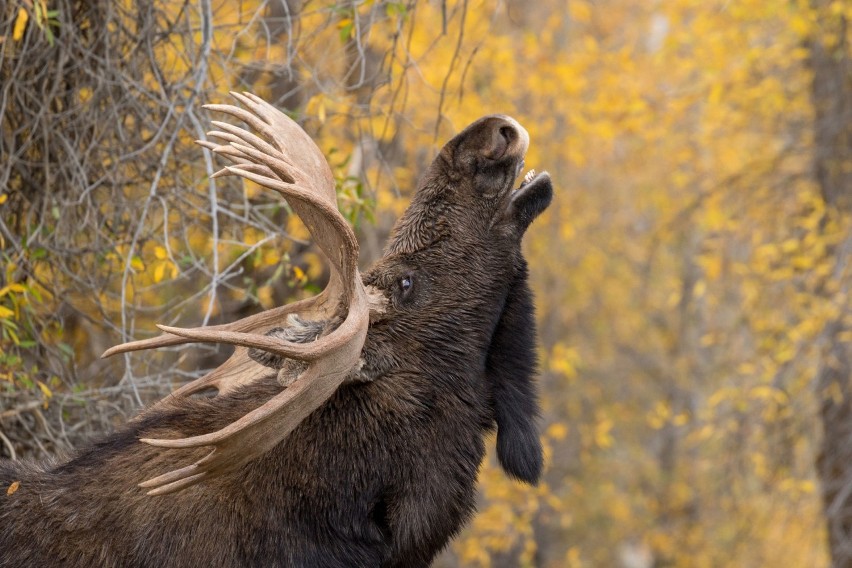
[547,422,569,441]
[78,87,93,103]
[0,284,25,298]
[13,8,28,42]
[594,417,614,448]
[37,380,52,400]
[700,254,723,280]
[304,252,323,279]
[550,343,579,379]
[154,245,167,260]
[130,256,145,271]
[257,285,274,308]
[263,249,281,266]
[153,262,166,283]
[790,14,812,37]
[781,238,798,253]
[569,1,592,24]
[317,100,327,124]
[704,203,727,230]
[0,194,7,205]
[0,306,14,319]
[6,481,20,496]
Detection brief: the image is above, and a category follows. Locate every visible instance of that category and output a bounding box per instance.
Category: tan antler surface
[103,92,370,495]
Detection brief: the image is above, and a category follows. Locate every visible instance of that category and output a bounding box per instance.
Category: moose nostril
[485,123,517,159]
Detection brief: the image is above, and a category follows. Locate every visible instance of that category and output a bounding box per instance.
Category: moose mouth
[496,164,552,231]
[510,167,544,204]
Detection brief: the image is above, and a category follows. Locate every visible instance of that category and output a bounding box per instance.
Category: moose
[0,92,553,567]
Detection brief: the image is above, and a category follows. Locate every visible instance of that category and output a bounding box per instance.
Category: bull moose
[0,92,553,567]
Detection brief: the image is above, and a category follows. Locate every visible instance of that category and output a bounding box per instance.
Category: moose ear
[508,172,553,234]
[486,264,543,485]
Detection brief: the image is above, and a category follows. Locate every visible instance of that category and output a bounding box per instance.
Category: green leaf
[386,2,408,18]
[339,21,354,43]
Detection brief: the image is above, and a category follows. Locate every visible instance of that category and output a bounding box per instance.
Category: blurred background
[1,0,850,566]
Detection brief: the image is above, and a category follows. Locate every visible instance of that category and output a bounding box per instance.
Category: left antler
[103,92,371,495]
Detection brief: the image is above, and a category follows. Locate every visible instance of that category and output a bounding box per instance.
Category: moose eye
[399,275,413,293]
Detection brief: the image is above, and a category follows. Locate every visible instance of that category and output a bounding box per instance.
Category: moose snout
[479,115,530,161]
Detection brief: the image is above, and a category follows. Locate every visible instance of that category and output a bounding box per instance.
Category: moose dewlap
[0,92,553,568]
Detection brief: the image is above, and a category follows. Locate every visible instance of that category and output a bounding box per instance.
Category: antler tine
[102,293,328,359]
[126,92,372,494]
[155,324,329,361]
[201,103,277,149]
[209,121,278,157]
[210,162,270,179]
[101,333,187,358]
[217,142,296,184]
[197,139,252,171]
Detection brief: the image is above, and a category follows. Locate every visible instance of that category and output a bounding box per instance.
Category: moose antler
[103,92,372,495]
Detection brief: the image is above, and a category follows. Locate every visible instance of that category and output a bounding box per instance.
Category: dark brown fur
[0,115,552,567]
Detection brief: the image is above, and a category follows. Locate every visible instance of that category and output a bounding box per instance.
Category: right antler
[103,92,372,496]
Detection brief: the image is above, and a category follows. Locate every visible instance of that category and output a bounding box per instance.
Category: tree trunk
[809,4,852,567]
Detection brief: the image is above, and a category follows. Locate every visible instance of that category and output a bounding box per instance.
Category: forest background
[1,1,851,566]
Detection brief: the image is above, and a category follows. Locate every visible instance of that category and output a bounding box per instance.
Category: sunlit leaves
[0,0,846,563]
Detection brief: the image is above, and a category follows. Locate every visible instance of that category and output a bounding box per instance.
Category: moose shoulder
[0,94,552,568]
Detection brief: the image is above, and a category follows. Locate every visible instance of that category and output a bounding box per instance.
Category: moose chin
[0,92,553,568]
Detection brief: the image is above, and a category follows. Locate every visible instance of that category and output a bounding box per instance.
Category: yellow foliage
[12,8,28,42]
[594,417,614,449]
[1,0,842,565]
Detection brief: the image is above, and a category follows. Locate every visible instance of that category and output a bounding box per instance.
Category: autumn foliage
[1,1,851,566]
